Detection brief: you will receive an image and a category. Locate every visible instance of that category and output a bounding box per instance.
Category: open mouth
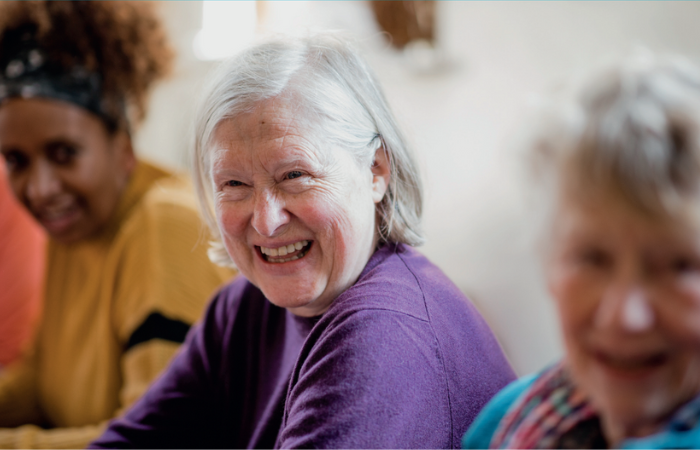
[595,350,669,371]
[257,240,312,264]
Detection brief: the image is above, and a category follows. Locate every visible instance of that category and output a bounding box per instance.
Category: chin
[270,288,334,317]
[261,284,320,308]
[594,392,659,425]
[265,294,311,310]
[581,368,674,434]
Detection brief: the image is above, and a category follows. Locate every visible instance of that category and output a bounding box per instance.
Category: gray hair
[530,51,700,222]
[192,33,424,267]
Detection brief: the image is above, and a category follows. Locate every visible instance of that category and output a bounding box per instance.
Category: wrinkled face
[0,98,134,243]
[210,97,389,317]
[548,193,700,440]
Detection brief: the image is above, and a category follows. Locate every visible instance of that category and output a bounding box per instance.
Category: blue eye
[226,180,243,187]
[287,171,303,180]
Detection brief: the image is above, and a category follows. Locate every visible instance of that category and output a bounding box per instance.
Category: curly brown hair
[0,1,173,129]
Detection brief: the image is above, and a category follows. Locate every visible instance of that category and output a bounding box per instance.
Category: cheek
[65,152,113,199]
[299,182,358,227]
[6,173,26,201]
[549,265,599,342]
[295,189,374,260]
[656,282,700,347]
[67,168,112,214]
[216,202,248,244]
[296,196,350,254]
[331,199,373,249]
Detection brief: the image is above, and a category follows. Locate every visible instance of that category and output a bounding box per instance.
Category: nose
[25,161,61,207]
[594,285,655,333]
[251,190,290,237]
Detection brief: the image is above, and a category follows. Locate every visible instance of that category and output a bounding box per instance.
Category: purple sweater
[91,243,515,449]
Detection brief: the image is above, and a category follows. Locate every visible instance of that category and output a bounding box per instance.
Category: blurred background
[135,1,700,376]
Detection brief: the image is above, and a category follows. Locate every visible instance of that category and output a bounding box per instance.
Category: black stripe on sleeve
[125,312,191,351]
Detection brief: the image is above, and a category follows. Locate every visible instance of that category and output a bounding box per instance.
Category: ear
[370,145,390,204]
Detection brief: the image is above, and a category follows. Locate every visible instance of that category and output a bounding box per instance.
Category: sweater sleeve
[0,354,51,449]
[0,341,181,449]
[0,341,184,449]
[0,355,42,428]
[0,422,107,449]
[89,290,231,449]
[0,181,232,450]
[278,309,454,449]
[96,190,231,448]
[111,187,233,336]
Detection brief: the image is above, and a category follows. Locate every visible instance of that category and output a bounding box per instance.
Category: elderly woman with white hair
[90,34,515,449]
[463,54,700,449]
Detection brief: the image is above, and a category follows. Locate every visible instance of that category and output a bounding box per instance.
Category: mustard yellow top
[0,161,233,449]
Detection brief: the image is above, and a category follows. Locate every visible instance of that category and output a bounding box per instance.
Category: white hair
[192,33,424,267]
[530,51,700,223]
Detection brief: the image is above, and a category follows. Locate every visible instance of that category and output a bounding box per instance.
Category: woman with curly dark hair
[0,2,232,448]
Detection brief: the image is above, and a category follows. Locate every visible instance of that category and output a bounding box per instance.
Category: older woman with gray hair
[463,53,700,449]
[91,34,514,449]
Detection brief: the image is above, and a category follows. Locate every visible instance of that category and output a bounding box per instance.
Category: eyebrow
[44,138,81,149]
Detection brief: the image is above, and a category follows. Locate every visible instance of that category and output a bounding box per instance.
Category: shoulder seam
[395,250,454,444]
[348,306,432,329]
[337,304,430,323]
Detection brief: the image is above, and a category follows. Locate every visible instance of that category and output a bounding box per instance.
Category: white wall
[135,1,700,375]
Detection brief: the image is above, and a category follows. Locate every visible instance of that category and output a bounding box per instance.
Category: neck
[600,413,665,448]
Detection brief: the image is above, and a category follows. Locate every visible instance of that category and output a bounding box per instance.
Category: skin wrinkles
[0,98,135,243]
[210,95,389,317]
[547,191,700,447]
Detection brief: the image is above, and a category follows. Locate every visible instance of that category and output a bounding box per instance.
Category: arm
[89,195,232,449]
[278,309,454,449]
[0,191,232,449]
[0,336,195,449]
[90,292,230,449]
[0,356,42,428]
[0,342,182,449]
[0,355,48,449]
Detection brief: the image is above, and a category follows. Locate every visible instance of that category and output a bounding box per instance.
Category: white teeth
[260,240,310,263]
[260,240,309,256]
[267,251,305,264]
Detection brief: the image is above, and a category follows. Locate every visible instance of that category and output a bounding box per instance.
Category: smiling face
[210,96,389,317]
[547,191,700,443]
[0,98,135,243]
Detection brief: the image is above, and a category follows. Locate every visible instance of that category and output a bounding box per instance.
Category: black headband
[0,25,122,130]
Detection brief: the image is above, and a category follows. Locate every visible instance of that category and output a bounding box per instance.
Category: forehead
[210,97,325,166]
[553,190,698,243]
[0,98,100,146]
